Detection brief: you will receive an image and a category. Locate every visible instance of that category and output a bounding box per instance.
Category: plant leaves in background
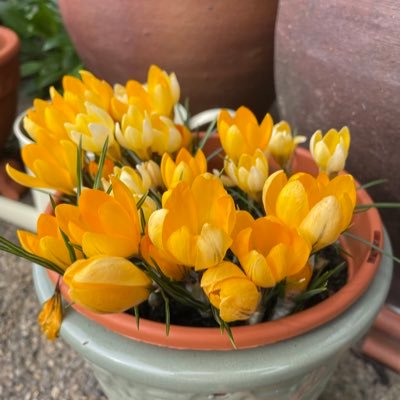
[0,0,83,97]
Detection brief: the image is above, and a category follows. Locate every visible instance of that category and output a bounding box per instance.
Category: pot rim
[45,147,385,350]
[0,26,20,65]
[33,231,392,390]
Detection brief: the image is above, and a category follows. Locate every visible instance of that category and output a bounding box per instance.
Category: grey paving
[0,218,399,400]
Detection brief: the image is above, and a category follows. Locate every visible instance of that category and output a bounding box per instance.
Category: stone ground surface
[1,217,400,400]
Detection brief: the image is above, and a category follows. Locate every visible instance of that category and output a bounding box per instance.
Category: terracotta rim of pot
[0,26,20,66]
[46,147,383,350]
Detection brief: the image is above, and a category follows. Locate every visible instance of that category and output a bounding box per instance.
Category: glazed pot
[0,26,20,150]
[33,231,393,399]
[58,0,278,118]
[274,0,400,268]
[32,148,393,399]
[45,148,386,350]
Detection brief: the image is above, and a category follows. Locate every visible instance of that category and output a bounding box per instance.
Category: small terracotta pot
[58,0,278,118]
[47,147,384,350]
[0,26,20,150]
[362,306,400,372]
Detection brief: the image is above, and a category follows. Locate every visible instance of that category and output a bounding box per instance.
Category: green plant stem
[343,231,400,264]
[357,179,388,190]
[355,203,400,210]
[197,119,217,151]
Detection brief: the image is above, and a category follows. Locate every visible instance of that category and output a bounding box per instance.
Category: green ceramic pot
[32,231,393,400]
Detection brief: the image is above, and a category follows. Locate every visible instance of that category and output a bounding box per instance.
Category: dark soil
[130,245,348,327]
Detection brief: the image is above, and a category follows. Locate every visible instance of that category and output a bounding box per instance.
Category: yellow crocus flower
[18,213,76,271]
[161,148,207,189]
[23,92,77,141]
[310,127,350,177]
[268,121,306,168]
[55,178,141,258]
[62,70,114,115]
[232,216,310,288]
[136,160,163,189]
[38,288,63,340]
[6,129,77,194]
[148,173,236,270]
[201,261,260,322]
[262,170,357,252]
[110,166,158,222]
[224,149,269,199]
[110,65,180,120]
[63,255,152,313]
[217,106,273,163]
[115,105,182,160]
[111,80,152,121]
[140,232,187,281]
[147,64,180,116]
[65,102,121,159]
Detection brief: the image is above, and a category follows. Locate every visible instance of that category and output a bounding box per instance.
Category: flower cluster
[4,65,359,341]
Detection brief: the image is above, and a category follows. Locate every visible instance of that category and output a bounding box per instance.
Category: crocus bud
[201,261,260,322]
[38,288,63,340]
[310,127,350,177]
[63,255,152,313]
[268,121,306,168]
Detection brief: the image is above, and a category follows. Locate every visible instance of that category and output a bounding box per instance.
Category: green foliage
[0,0,82,97]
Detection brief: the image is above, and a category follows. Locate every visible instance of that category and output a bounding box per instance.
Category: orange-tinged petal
[69,285,150,314]
[37,214,60,238]
[201,261,247,290]
[79,189,110,230]
[240,249,277,288]
[110,177,139,223]
[231,227,252,260]
[250,217,289,256]
[166,225,196,266]
[64,256,151,313]
[265,243,289,283]
[39,237,71,270]
[163,181,198,235]
[55,204,83,241]
[98,200,139,239]
[140,234,186,281]
[33,159,75,193]
[262,170,288,215]
[17,230,40,254]
[324,174,356,207]
[6,163,53,191]
[82,232,139,258]
[191,173,235,233]
[276,180,309,228]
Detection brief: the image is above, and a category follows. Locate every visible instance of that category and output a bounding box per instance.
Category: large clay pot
[58,0,278,118]
[0,26,19,149]
[274,0,400,305]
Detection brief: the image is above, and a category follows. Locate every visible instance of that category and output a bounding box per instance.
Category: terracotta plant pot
[58,0,278,118]
[274,0,400,262]
[362,305,400,372]
[45,148,385,350]
[0,26,19,150]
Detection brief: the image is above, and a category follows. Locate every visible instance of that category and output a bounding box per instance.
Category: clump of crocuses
[3,65,357,342]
